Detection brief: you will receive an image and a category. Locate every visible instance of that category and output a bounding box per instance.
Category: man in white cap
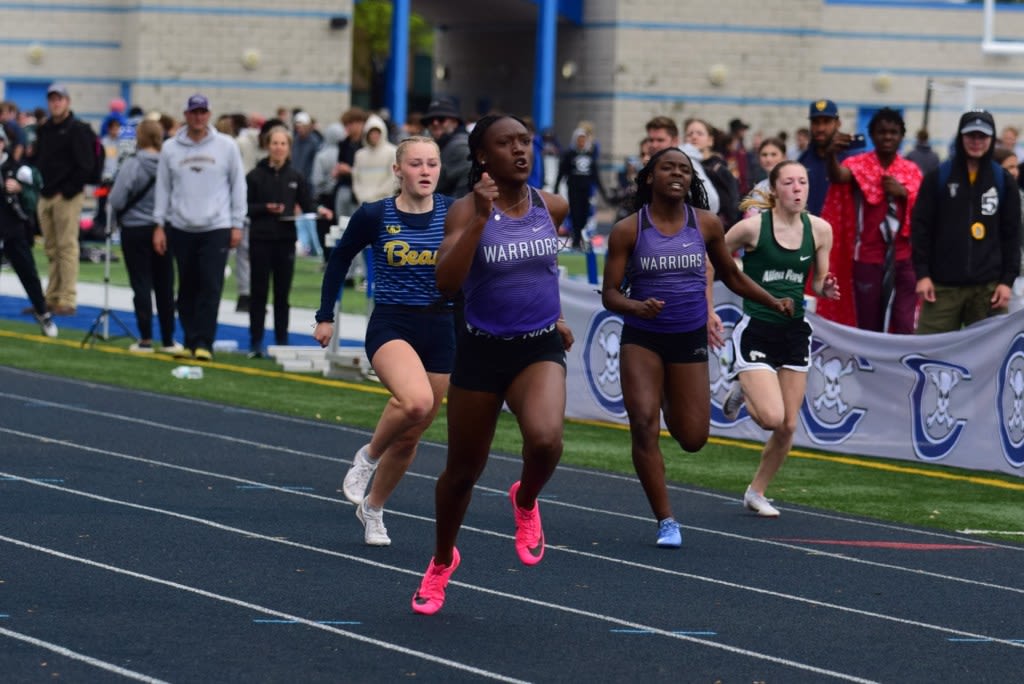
[290,111,322,181]
[911,108,1022,333]
[152,93,247,360]
[34,82,96,315]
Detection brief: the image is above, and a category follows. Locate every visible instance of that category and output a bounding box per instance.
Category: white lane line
[0,626,169,683]
[0,528,875,684]
[0,535,528,684]
[3,388,1022,554]
[2,469,1023,658]
[3,424,1021,599]
[958,529,1024,536]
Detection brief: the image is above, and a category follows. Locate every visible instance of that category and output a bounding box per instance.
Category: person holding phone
[818,107,922,332]
[246,125,332,357]
[798,99,846,216]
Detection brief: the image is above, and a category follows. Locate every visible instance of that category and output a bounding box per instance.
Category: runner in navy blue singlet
[411,115,572,615]
[602,147,794,548]
[314,137,455,547]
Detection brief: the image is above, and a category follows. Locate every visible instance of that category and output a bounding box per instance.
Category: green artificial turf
[2,321,1022,543]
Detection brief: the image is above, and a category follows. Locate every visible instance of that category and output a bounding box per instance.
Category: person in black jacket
[555,127,608,249]
[911,109,1022,333]
[245,125,332,356]
[33,83,95,315]
[423,98,471,199]
[0,127,57,337]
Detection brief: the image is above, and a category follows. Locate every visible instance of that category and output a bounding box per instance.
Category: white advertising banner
[560,278,1024,478]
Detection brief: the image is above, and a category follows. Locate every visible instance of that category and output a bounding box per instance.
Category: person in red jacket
[818,107,921,333]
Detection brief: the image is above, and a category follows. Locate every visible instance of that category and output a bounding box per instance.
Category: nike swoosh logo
[532,226,543,232]
[800,255,812,261]
[529,534,544,556]
[681,241,696,248]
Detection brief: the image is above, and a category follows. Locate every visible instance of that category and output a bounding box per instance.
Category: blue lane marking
[610,629,717,636]
[482,492,559,500]
[948,638,1024,643]
[0,614,9,619]
[235,485,314,492]
[253,619,361,625]
[0,477,65,483]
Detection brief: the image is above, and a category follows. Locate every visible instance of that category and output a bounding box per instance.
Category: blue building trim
[825,0,1022,10]
[822,65,1024,80]
[4,75,348,91]
[555,90,1024,117]
[526,0,582,26]
[387,0,410,127]
[0,38,120,49]
[583,21,981,43]
[533,0,557,131]
[0,2,346,19]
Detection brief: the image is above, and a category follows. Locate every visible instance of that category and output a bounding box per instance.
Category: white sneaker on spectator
[342,444,378,504]
[743,486,780,517]
[356,498,391,546]
[36,313,58,338]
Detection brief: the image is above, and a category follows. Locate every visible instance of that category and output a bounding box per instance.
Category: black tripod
[81,201,136,348]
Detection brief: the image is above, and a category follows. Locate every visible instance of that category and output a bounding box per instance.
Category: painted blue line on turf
[235,485,314,491]
[0,614,9,619]
[253,618,361,625]
[611,629,717,636]
[0,477,64,483]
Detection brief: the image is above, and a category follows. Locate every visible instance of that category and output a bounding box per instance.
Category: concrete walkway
[0,272,368,373]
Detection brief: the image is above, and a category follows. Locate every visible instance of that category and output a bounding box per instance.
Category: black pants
[1,230,47,315]
[121,226,176,345]
[249,237,296,349]
[168,227,232,352]
[567,189,590,248]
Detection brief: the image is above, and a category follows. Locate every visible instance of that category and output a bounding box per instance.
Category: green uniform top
[741,210,814,323]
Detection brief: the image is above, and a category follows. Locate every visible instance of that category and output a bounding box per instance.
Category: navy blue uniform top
[315,194,454,322]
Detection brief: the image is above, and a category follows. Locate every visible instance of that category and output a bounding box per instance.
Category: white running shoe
[722,381,745,421]
[743,486,780,517]
[342,444,378,504]
[356,498,391,546]
[36,313,58,338]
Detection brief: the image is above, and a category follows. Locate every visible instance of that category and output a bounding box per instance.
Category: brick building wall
[0,1,352,127]
[4,0,1024,173]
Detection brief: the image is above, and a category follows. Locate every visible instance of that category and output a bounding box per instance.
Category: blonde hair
[393,135,440,196]
[739,159,805,213]
[265,124,292,147]
[136,119,163,151]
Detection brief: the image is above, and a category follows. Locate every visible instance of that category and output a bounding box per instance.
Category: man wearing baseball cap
[34,82,96,315]
[911,109,1021,333]
[152,93,247,360]
[798,98,845,215]
[423,98,470,197]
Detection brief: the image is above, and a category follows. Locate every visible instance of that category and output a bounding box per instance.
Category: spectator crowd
[1,85,1020,348]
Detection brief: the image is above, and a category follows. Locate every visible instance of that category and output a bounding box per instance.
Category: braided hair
[632,147,710,213]
[467,113,529,188]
